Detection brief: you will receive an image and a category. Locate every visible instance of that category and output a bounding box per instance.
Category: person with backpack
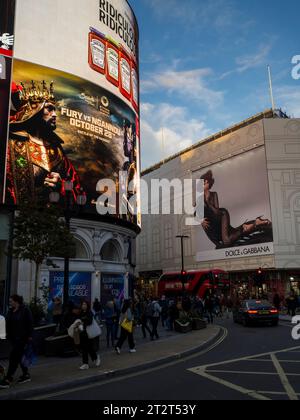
[149,298,162,341]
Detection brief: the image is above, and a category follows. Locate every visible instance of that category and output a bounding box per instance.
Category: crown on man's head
[19,80,55,105]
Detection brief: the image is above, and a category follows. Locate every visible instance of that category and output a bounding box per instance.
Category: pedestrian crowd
[1,288,296,391]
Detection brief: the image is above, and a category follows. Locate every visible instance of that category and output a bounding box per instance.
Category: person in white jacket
[0,315,5,340]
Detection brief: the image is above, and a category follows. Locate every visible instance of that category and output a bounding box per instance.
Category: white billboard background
[14,0,138,113]
[195,147,274,262]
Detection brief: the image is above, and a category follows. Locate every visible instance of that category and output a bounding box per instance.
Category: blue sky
[129,0,300,169]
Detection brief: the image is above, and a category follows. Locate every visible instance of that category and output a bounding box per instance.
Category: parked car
[233,300,279,327]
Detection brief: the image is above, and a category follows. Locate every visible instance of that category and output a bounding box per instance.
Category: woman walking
[115,300,136,355]
[78,301,101,370]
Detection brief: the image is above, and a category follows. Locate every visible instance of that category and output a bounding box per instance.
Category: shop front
[15,218,137,309]
[229,270,293,303]
[136,271,163,298]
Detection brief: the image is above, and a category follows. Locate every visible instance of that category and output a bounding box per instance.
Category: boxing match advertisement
[6,59,140,226]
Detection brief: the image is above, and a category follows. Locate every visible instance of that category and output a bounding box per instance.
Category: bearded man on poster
[6,81,82,205]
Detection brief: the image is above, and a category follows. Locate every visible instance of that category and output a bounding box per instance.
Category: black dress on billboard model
[201,171,273,249]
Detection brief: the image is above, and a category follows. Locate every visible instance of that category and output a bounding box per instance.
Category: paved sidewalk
[0,324,221,400]
[280,314,292,323]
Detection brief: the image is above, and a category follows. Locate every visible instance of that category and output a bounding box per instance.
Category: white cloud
[220,43,273,79]
[145,0,236,30]
[140,102,211,169]
[236,44,272,73]
[141,68,224,109]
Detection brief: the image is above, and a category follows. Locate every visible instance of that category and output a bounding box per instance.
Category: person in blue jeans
[104,301,116,348]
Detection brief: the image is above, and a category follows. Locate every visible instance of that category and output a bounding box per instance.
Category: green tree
[12,201,76,301]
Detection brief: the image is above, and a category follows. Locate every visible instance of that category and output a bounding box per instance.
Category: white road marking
[246,358,300,363]
[207,370,277,376]
[270,354,299,401]
[189,345,300,401]
[193,367,270,401]
[191,345,300,371]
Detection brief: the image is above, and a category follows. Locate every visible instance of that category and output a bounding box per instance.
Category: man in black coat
[0,295,33,389]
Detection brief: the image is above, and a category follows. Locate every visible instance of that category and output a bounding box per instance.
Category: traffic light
[254,268,264,287]
[181,271,187,293]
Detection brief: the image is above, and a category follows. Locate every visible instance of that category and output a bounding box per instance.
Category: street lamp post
[49,180,86,307]
[176,235,189,293]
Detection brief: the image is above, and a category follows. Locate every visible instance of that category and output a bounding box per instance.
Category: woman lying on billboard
[201,170,272,249]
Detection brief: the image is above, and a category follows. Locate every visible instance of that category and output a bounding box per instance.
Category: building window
[74,239,90,260]
[164,223,173,260]
[152,228,160,264]
[139,235,147,265]
[183,231,192,257]
[100,240,121,262]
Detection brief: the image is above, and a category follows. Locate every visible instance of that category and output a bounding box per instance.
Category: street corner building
[0,0,141,310]
[136,110,300,299]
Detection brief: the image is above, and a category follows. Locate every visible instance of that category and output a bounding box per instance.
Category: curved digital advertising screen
[2,0,141,228]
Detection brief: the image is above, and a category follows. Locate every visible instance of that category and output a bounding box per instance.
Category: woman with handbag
[78,301,101,370]
[115,300,136,355]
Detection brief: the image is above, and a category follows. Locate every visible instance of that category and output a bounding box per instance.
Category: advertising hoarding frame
[195,145,274,263]
[5,58,141,231]
[1,0,141,232]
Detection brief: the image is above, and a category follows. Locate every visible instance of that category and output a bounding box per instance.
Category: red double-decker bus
[158,270,230,299]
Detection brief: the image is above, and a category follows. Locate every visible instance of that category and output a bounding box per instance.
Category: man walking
[149,298,162,341]
[0,295,33,389]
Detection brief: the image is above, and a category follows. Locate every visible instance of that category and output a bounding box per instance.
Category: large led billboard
[6,59,139,225]
[0,0,15,202]
[2,0,140,227]
[195,146,274,262]
[14,0,139,113]
[0,56,12,203]
[0,0,15,58]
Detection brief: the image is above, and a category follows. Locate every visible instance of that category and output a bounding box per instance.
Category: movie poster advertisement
[6,59,140,226]
[49,271,92,307]
[101,273,125,305]
[195,147,274,262]
[0,0,15,58]
[0,56,12,203]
